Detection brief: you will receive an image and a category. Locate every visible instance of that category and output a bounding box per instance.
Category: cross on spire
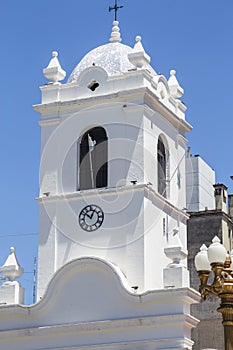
[109,0,123,21]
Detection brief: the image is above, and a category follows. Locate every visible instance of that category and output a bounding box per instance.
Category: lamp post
[195,236,233,350]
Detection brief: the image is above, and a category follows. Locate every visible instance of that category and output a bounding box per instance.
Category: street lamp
[195,236,233,350]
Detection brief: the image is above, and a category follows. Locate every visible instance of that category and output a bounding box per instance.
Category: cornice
[36,183,146,204]
[38,117,60,127]
[33,88,146,114]
[144,185,189,221]
[36,183,188,221]
[0,314,198,338]
[144,88,192,133]
[34,87,191,133]
[188,209,233,225]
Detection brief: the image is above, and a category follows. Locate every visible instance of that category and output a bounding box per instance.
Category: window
[79,127,108,190]
[88,80,99,91]
[157,136,167,198]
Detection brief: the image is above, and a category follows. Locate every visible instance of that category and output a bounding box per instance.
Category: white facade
[34,26,192,300]
[186,154,216,212]
[0,258,199,350]
[0,21,200,350]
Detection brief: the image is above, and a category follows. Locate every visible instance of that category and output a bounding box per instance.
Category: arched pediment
[152,75,170,100]
[77,66,108,89]
[0,257,200,349]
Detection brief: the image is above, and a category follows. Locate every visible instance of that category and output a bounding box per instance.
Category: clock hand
[86,211,95,220]
[89,210,95,219]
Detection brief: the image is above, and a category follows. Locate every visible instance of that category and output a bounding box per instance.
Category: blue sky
[0,1,232,304]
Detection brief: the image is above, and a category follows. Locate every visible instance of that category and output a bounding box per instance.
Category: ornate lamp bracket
[195,237,233,350]
[198,262,226,300]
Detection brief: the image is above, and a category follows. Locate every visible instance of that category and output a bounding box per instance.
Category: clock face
[79,205,104,232]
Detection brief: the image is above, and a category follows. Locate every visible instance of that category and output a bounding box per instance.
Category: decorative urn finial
[0,247,24,282]
[168,69,184,98]
[128,35,151,68]
[43,51,66,84]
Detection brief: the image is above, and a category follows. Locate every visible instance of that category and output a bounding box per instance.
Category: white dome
[68,42,156,83]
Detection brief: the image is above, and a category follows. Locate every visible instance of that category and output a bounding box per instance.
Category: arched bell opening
[79,127,108,190]
[157,135,169,198]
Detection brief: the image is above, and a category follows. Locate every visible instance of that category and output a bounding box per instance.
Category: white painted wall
[37,185,189,299]
[35,62,192,300]
[0,258,200,350]
[186,155,216,212]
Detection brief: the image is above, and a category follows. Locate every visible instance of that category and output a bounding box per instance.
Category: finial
[109,20,122,43]
[168,69,184,99]
[109,0,123,21]
[43,50,66,84]
[170,69,176,76]
[163,240,189,288]
[164,245,187,267]
[0,247,24,281]
[128,35,151,68]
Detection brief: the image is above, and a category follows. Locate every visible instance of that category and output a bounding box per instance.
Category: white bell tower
[34,21,192,301]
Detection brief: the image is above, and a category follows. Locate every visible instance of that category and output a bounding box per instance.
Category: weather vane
[109,0,123,21]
